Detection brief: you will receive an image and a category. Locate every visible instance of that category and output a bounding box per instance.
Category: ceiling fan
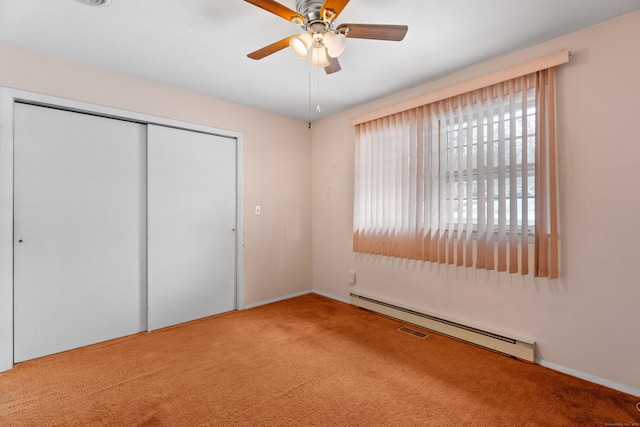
[245,0,409,74]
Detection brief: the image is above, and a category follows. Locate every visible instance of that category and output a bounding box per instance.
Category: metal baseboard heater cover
[350,293,535,362]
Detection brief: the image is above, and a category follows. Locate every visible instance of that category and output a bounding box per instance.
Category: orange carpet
[0,293,638,426]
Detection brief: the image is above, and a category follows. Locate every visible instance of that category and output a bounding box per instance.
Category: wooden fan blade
[247,36,292,60]
[321,0,350,20]
[324,56,341,74]
[337,24,408,41]
[244,0,305,23]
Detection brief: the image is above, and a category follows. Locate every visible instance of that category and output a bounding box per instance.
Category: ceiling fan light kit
[290,28,346,64]
[245,0,408,74]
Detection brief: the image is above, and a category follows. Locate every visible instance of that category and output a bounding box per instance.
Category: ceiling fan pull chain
[316,66,321,113]
[308,71,312,128]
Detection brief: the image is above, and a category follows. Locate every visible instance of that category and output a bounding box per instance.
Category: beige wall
[311,11,640,394]
[0,42,312,308]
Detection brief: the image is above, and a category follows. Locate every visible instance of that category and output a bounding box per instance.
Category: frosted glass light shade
[310,46,330,67]
[323,32,346,58]
[289,33,314,59]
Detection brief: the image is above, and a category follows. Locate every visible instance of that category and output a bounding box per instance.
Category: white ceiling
[1,0,638,122]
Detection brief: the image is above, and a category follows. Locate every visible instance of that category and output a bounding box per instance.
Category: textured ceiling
[1,0,638,121]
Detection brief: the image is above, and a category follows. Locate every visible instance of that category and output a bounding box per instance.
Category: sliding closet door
[147,125,236,331]
[13,103,147,362]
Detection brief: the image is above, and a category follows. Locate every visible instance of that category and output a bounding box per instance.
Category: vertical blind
[353,68,558,278]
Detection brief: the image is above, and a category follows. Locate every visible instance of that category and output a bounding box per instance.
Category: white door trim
[0,87,245,371]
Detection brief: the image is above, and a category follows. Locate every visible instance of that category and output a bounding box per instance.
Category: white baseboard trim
[312,290,350,304]
[242,290,312,310]
[536,358,640,397]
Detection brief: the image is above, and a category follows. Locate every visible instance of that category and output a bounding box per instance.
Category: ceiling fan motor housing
[296,0,326,23]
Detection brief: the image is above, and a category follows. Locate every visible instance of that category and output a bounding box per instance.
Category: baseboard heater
[350,293,535,362]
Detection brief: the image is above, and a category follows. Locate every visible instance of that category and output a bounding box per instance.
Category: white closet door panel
[147,125,236,331]
[13,103,147,362]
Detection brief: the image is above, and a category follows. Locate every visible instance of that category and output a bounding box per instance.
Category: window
[353,69,558,278]
[443,87,535,233]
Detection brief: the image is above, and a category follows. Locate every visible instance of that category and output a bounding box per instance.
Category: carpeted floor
[0,293,638,426]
